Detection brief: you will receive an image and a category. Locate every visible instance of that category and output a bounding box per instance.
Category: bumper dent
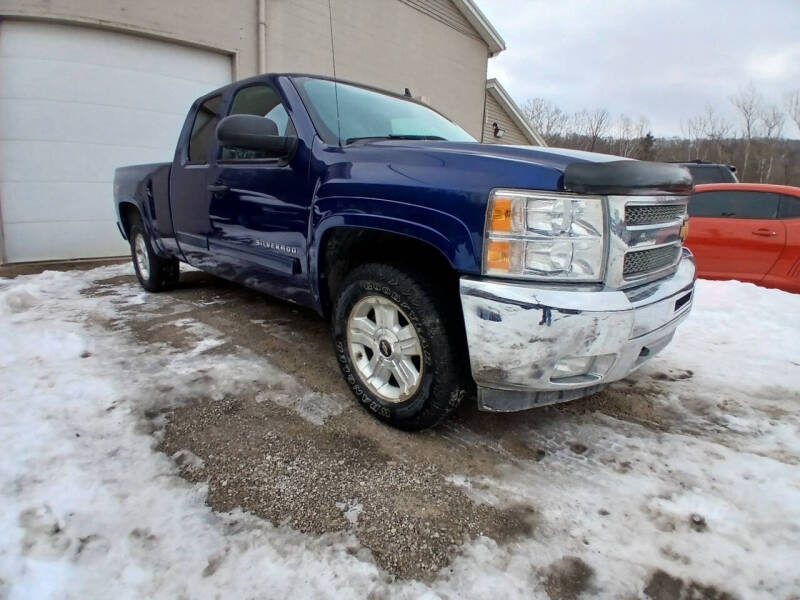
[460,250,696,412]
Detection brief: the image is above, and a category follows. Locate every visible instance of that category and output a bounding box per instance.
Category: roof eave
[486,79,547,146]
[452,0,506,56]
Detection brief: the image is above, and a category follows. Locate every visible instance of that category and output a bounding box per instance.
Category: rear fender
[115,177,172,258]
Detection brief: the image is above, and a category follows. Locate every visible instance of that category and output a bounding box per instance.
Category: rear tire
[129,220,179,292]
[332,262,466,431]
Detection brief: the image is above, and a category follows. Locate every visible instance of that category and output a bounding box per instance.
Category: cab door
[205,83,312,304]
[686,190,786,282]
[170,94,225,268]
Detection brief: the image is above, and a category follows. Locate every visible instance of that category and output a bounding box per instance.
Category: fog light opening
[552,356,594,380]
[550,354,616,384]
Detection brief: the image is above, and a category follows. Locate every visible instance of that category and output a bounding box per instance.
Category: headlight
[483,189,606,281]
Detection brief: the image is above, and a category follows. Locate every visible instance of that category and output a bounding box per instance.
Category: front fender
[311,196,481,273]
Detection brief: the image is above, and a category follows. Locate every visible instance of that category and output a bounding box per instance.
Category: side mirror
[216,114,296,158]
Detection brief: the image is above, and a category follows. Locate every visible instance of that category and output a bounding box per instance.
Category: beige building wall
[264,0,490,137]
[1,0,493,137]
[482,93,531,146]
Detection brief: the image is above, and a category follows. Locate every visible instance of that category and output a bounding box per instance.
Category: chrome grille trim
[623,245,681,276]
[625,204,686,226]
[605,195,690,289]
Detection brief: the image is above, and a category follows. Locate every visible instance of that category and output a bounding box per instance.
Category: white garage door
[0,21,232,262]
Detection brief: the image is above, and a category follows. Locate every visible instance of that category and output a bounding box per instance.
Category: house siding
[264,0,489,137]
[398,0,481,41]
[482,92,531,145]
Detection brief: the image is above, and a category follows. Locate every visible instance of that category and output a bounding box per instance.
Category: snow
[336,500,364,526]
[1,266,799,599]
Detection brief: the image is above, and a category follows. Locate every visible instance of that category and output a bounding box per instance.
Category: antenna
[328,0,342,146]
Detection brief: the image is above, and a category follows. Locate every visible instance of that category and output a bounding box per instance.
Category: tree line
[522,84,800,186]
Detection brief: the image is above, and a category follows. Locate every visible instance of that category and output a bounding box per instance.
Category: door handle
[752,228,777,237]
[207,184,229,193]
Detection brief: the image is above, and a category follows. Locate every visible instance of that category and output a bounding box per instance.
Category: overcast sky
[474,0,800,138]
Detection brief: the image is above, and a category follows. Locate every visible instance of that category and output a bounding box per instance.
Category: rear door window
[188,95,224,163]
[778,194,800,219]
[689,191,780,219]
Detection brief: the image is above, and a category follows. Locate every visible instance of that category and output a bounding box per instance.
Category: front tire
[333,263,466,430]
[129,220,179,292]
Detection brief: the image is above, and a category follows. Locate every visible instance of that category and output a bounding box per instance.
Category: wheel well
[119,203,141,239]
[318,228,460,319]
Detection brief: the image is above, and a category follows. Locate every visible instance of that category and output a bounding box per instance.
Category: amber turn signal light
[489,197,513,232]
[486,240,511,271]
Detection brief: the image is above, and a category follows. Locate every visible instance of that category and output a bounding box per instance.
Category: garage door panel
[3,220,128,263]
[0,21,231,84]
[2,182,119,224]
[1,141,172,184]
[0,99,184,150]
[0,21,231,262]
[0,57,222,114]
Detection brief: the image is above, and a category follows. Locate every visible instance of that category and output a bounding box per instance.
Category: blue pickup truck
[114,73,696,430]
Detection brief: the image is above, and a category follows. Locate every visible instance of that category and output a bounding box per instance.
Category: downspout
[257,0,267,73]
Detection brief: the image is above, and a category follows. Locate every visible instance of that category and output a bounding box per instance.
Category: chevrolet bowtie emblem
[679,219,690,242]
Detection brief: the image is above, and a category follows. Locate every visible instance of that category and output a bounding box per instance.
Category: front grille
[625,204,686,226]
[623,245,680,277]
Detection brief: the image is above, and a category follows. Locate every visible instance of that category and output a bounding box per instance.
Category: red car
[685,183,800,293]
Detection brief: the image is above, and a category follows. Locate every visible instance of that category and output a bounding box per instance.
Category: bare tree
[761,104,785,139]
[522,98,568,144]
[700,107,732,164]
[731,83,763,178]
[681,116,705,160]
[614,114,649,157]
[786,89,800,136]
[573,108,610,151]
[756,104,786,181]
[518,87,800,185]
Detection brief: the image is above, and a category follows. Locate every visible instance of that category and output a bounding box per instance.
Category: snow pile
[0,266,417,599]
[0,266,799,599]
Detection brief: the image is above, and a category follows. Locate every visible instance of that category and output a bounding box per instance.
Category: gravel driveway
[3,261,798,599]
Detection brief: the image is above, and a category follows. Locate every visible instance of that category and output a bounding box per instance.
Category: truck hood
[359,140,626,166]
[342,141,690,196]
[411,142,627,170]
[339,140,631,195]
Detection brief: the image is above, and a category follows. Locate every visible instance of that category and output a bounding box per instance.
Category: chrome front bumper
[460,249,696,412]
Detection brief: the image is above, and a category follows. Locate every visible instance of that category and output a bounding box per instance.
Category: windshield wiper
[344,134,446,145]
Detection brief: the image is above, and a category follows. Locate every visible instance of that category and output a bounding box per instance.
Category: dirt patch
[82,270,545,580]
[643,569,737,600]
[158,395,535,580]
[558,380,677,432]
[651,369,694,382]
[542,556,594,600]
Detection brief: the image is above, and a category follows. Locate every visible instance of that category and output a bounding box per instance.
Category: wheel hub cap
[347,295,423,403]
[134,233,150,280]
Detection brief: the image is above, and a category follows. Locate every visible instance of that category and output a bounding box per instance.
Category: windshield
[292,76,475,146]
